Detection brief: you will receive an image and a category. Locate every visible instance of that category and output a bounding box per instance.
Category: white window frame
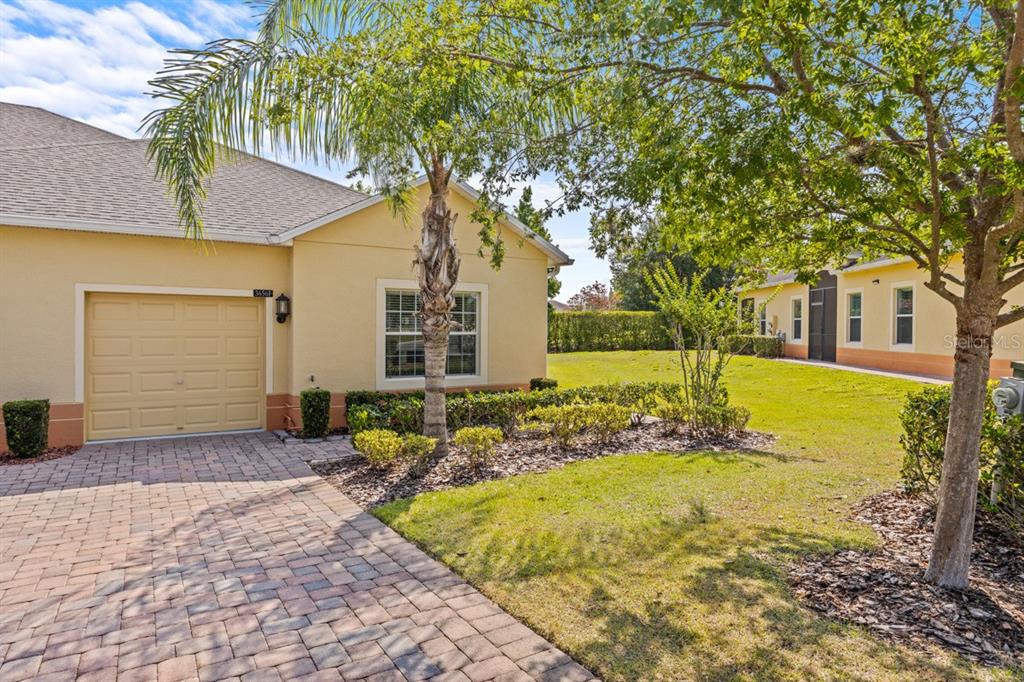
[757,300,769,335]
[375,278,488,390]
[890,282,916,351]
[844,288,864,347]
[789,295,804,343]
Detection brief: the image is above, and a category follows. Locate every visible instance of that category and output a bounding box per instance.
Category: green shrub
[353,429,404,468]
[401,434,438,475]
[347,405,386,436]
[300,388,331,438]
[453,426,504,469]
[585,403,633,442]
[2,399,49,458]
[653,388,750,438]
[524,402,631,447]
[530,377,558,391]
[547,311,674,352]
[900,384,1024,534]
[726,334,784,358]
[345,382,684,437]
[390,397,424,434]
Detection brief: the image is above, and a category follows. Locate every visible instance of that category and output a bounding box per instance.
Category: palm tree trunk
[417,158,461,453]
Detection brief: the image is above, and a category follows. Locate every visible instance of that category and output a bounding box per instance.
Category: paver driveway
[0,433,594,682]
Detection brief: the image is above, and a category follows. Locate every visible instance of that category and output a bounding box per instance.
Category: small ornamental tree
[144,0,569,452]
[537,0,1024,589]
[647,263,757,434]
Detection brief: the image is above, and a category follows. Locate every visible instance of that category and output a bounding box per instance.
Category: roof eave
[0,214,283,246]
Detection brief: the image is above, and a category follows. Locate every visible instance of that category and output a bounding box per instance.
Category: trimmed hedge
[2,399,49,458]
[346,382,683,436]
[727,334,784,358]
[300,388,331,438]
[900,384,1024,535]
[548,311,674,352]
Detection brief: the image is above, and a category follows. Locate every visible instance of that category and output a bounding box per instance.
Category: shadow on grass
[380,493,983,681]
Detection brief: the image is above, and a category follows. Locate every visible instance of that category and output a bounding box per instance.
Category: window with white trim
[758,305,768,335]
[894,287,913,345]
[848,292,862,343]
[384,290,479,378]
[791,299,802,341]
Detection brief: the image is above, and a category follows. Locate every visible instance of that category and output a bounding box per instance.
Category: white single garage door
[85,293,265,440]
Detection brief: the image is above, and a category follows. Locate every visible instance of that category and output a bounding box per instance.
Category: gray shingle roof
[0,102,367,242]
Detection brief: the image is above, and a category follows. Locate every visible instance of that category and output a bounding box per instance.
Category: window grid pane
[849,318,862,343]
[384,290,479,378]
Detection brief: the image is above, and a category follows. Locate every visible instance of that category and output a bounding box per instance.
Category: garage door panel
[225,401,260,424]
[183,404,220,427]
[86,293,264,440]
[90,408,132,434]
[91,336,132,359]
[183,370,220,392]
[225,336,259,357]
[139,301,177,321]
[184,336,220,357]
[90,372,132,397]
[184,302,221,323]
[139,371,178,395]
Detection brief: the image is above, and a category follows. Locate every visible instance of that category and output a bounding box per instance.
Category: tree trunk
[417,159,461,454]
[925,305,995,588]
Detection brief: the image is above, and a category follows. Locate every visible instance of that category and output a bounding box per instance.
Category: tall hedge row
[548,311,674,352]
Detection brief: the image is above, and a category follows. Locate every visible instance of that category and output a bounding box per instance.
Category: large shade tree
[535,0,1024,587]
[144,0,567,450]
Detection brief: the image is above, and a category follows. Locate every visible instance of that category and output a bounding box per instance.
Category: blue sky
[0,0,609,299]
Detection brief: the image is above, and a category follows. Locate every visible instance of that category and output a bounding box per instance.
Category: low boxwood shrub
[900,384,1024,534]
[530,377,558,391]
[347,405,386,436]
[653,388,751,437]
[2,399,49,458]
[300,388,331,438]
[452,426,503,470]
[524,402,631,447]
[400,434,437,475]
[353,429,404,468]
[727,335,784,358]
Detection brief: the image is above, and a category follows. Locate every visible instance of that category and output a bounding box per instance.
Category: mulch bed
[0,446,80,466]
[789,490,1024,667]
[312,422,774,508]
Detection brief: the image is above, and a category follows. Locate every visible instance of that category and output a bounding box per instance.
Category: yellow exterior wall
[741,260,1024,377]
[0,227,293,407]
[290,185,549,394]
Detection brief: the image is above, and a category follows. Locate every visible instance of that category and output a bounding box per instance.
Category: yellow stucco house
[0,103,570,448]
[742,258,1023,379]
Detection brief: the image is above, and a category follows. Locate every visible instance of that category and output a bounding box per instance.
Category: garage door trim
[75,284,275,405]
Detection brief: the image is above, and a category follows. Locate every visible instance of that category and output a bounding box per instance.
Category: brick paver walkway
[0,433,594,682]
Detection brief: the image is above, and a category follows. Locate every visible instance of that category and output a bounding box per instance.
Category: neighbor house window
[894,287,913,345]
[848,292,862,343]
[759,305,768,335]
[791,299,803,341]
[384,290,478,378]
[740,297,755,323]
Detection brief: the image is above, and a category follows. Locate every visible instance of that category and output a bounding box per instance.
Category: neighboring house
[741,257,1023,379]
[0,103,571,448]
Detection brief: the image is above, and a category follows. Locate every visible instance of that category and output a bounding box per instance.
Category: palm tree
[144,1,567,451]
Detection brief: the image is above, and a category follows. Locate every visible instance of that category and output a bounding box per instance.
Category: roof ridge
[211,144,367,197]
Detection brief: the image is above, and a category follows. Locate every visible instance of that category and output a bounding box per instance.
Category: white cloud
[0,0,251,137]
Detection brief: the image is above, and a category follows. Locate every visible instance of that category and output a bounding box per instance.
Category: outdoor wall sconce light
[872,278,880,285]
[275,293,291,323]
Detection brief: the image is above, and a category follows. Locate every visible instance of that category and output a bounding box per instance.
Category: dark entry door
[808,272,837,362]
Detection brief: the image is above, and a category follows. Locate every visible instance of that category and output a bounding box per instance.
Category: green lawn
[375,351,1010,681]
